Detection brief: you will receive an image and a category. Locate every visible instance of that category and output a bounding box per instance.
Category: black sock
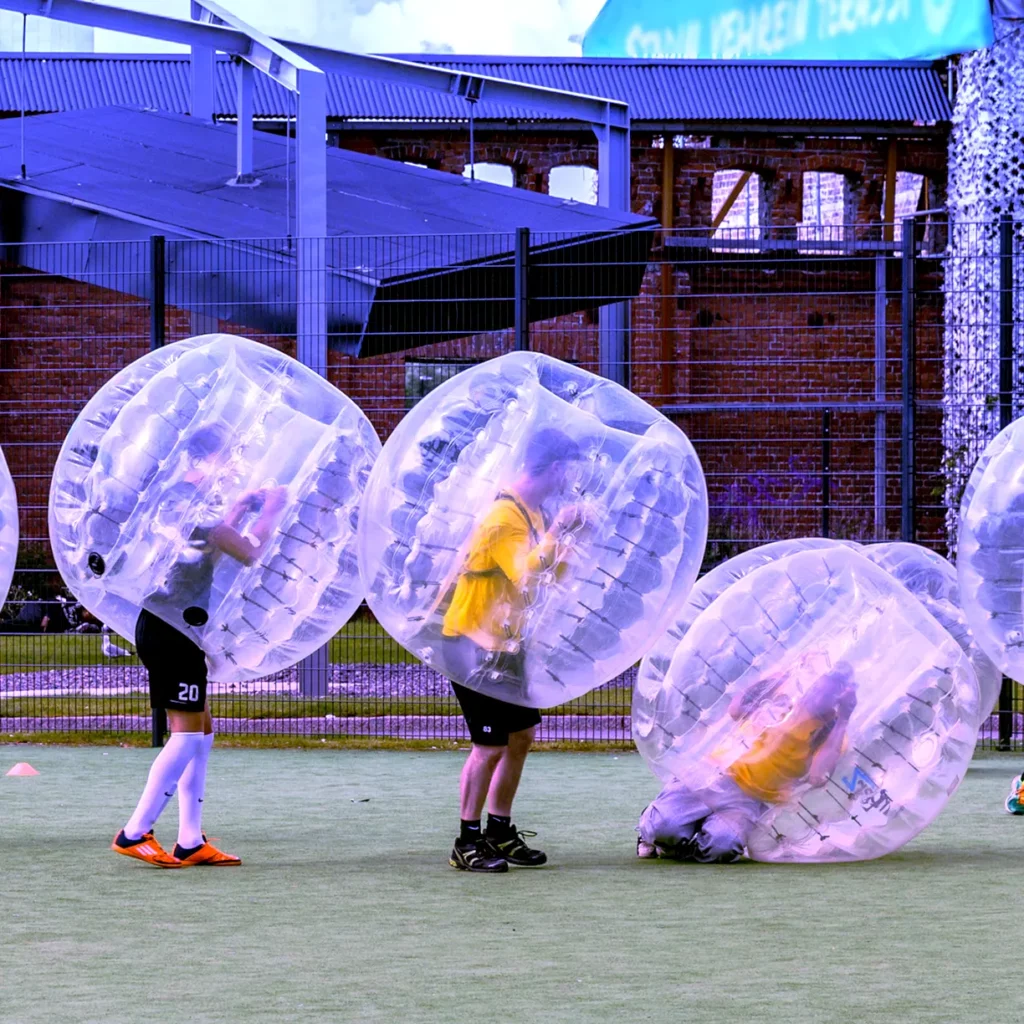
[487,813,512,835]
[460,819,482,841]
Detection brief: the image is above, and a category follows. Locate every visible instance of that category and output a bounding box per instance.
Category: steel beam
[0,1,631,131]
[272,40,630,130]
[1,0,251,51]
[191,0,321,90]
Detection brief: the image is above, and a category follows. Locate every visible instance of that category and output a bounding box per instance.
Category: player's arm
[807,687,857,785]
[496,505,589,590]
[209,486,289,565]
[728,677,777,720]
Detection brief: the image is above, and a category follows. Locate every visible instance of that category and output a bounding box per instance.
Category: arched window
[887,172,927,242]
[549,165,598,205]
[711,169,762,250]
[799,171,851,252]
[462,162,515,187]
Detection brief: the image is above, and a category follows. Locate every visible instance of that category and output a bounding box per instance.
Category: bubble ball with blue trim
[635,545,980,863]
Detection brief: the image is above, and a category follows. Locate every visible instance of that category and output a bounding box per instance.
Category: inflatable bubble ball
[634,538,859,753]
[358,351,708,708]
[49,334,380,682]
[863,541,1001,724]
[959,420,1024,684]
[0,445,18,611]
[635,545,980,863]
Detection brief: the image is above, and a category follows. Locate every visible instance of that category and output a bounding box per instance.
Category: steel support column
[514,226,529,352]
[189,2,215,124]
[900,221,916,542]
[998,214,1015,750]
[295,66,328,697]
[149,234,165,352]
[821,406,832,538]
[232,59,255,185]
[150,231,167,746]
[874,253,888,538]
[595,118,631,387]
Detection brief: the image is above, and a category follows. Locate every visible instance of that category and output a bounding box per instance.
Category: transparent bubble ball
[635,546,979,862]
[958,420,1024,684]
[49,334,380,682]
[0,445,18,611]
[358,351,709,708]
[863,541,1001,724]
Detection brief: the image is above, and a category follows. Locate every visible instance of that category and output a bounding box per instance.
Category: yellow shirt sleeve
[468,501,554,585]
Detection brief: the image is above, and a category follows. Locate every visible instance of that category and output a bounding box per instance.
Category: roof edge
[0,51,942,71]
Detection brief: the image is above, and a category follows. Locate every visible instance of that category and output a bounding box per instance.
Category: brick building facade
[0,71,950,557]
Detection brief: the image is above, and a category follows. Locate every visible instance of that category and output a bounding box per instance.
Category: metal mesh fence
[0,217,1021,748]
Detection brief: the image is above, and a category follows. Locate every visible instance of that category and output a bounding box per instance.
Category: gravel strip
[0,714,633,742]
[0,662,636,699]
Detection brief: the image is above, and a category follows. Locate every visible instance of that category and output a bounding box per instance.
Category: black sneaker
[449,837,509,873]
[486,826,547,867]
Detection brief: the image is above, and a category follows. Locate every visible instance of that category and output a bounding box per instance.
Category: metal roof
[0,107,655,356]
[0,53,951,126]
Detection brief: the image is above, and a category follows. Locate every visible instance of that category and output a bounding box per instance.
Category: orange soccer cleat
[111,829,182,868]
[172,840,242,867]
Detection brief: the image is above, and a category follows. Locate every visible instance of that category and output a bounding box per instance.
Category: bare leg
[167,707,208,734]
[459,743,505,820]
[487,725,535,818]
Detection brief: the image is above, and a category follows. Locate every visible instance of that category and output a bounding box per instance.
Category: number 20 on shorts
[177,683,200,704]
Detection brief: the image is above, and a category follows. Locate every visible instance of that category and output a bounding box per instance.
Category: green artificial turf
[0,621,414,673]
[2,745,1023,1024]
[0,685,633,721]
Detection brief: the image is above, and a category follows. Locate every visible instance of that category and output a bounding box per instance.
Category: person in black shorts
[441,428,588,873]
[112,424,287,869]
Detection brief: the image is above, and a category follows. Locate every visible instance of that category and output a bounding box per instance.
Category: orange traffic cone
[6,762,39,776]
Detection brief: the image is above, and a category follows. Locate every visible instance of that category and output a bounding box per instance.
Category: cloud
[348,0,606,55]
[85,0,606,56]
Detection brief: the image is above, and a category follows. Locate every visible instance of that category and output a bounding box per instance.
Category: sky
[0,0,608,55]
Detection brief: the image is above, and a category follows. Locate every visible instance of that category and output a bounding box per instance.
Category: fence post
[900,222,916,543]
[514,227,529,352]
[999,215,1015,750]
[149,235,167,747]
[151,708,166,749]
[150,235,166,352]
[821,406,832,538]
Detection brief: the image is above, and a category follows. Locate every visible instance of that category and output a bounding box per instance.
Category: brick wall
[0,125,949,554]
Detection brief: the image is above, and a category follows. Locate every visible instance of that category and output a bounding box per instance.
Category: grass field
[0,686,634,720]
[3,744,1024,1024]
[0,621,415,671]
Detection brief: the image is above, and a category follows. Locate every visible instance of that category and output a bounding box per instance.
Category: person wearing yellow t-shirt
[442,427,586,873]
[637,663,857,863]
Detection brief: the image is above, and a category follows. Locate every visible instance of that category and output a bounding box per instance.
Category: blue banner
[583,0,994,60]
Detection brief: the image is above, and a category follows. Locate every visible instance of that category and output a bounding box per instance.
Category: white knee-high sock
[177,732,215,850]
[124,732,206,840]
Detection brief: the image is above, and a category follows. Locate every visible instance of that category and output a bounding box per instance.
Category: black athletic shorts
[451,681,542,746]
[134,609,209,713]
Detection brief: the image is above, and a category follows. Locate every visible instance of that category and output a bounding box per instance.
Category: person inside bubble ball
[112,423,287,869]
[637,661,857,863]
[441,426,591,873]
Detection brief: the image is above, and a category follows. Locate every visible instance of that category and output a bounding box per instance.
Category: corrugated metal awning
[0,53,951,127]
[0,107,656,357]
